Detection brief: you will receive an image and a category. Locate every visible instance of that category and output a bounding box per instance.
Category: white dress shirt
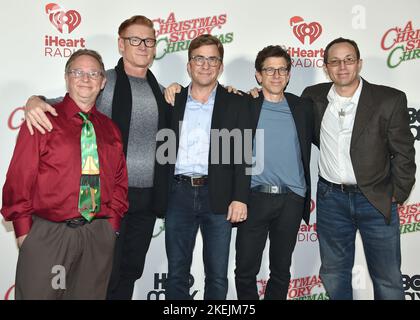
[319,79,363,184]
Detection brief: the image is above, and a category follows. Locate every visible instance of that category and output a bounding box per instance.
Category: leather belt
[174,174,208,187]
[252,184,289,194]
[318,176,360,193]
[64,217,107,228]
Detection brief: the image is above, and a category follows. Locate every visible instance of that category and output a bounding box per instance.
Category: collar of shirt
[262,98,290,113]
[61,93,98,120]
[327,78,363,114]
[186,82,217,108]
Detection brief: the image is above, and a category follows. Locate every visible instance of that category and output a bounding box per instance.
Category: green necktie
[78,112,100,221]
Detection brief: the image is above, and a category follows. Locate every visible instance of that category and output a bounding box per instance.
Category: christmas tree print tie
[78,112,100,221]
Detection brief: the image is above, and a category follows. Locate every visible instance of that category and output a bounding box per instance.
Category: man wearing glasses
[234,46,314,300]
[23,15,169,300]
[164,34,251,300]
[301,37,415,299]
[1,49,128,299]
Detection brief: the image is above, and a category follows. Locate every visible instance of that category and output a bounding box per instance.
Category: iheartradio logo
[45,3,81,34]
[290,16,322,45]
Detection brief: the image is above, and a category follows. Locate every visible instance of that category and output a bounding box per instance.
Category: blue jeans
[165,180,232,300]
[317,179,404,300]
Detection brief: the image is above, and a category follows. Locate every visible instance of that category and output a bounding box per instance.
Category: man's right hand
[17,234,28,249]
[248,87,261,98]
[25,95,58,135]
[164,83,182,106]
[224,85,243,96]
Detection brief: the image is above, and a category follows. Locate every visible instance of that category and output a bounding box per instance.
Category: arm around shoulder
[25,95,61,135]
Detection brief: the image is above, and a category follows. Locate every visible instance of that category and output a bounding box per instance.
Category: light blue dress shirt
[175,84,217,176]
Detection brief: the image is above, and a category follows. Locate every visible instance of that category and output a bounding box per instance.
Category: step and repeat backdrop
[0,0,419,300]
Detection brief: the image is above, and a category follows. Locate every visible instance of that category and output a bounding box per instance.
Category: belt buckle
[270,185,279,193]
[65,218,88,228]
[191,176,201,187]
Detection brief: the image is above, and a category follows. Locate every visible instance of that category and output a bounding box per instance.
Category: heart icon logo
[290,16,322,45]
[45,3,81,34]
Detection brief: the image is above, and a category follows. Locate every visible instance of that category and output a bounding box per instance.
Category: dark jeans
[165,180,232,300]
[106,187,156,300]
[317,179,404,300]
[235,190,305,300]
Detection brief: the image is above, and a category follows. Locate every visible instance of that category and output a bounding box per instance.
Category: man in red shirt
[1,49,128,299]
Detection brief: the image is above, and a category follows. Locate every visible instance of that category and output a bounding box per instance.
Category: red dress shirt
[1,94,128,237]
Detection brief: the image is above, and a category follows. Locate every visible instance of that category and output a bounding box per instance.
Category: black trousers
[106,187,156,300]
[235,190,304,300]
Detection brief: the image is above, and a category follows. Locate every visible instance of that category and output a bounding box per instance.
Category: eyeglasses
[67,69,103,80]
[326,57,358,67]
[190,55,222,67]
[261,67,289,76]
[121,36,156,47]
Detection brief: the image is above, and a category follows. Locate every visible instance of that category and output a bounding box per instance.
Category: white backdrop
[1,0,419,300]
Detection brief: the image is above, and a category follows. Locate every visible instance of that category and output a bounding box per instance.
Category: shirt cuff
[13,216,33,238]
[107,216,121,232]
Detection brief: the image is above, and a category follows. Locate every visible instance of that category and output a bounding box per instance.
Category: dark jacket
[248,92,314,224]
[165,84,252,214]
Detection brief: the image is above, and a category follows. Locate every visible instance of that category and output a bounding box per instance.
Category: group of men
[1,14,415,300]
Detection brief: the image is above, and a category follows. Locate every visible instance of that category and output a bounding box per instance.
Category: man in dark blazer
[163,34,251,300]
[234,45,314,300]
[301,37,416,300]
